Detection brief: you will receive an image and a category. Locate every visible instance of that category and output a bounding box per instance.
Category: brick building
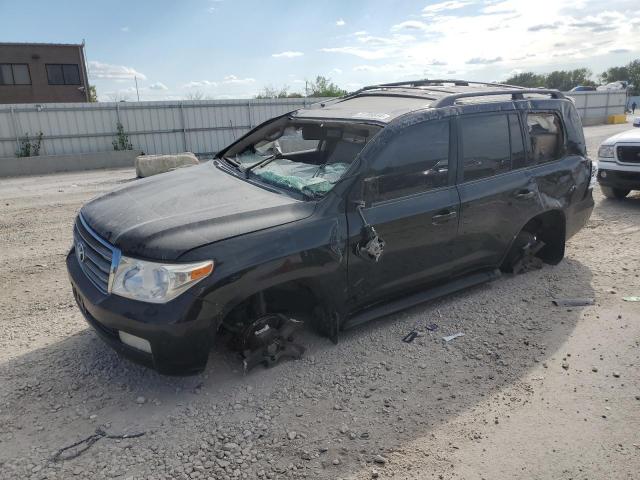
[0,42,90,104]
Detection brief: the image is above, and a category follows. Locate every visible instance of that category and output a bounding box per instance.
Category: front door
[346,118,460,312]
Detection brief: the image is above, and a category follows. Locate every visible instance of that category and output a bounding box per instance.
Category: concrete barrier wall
[565,91,627,126]
[0,150,141,177]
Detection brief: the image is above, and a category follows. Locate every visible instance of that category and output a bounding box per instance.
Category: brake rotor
[239,314,305,372]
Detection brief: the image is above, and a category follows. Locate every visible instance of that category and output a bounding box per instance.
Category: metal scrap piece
[552,298,595,307]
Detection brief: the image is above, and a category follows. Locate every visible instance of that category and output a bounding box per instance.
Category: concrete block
[0,150,141,177]
[135,152,199,178]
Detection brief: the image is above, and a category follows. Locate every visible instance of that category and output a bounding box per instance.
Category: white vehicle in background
[597,129,640,199]
[596,81,629,91]
[633,117,640,128]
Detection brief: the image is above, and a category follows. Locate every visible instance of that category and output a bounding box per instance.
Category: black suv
[67,80,595,374]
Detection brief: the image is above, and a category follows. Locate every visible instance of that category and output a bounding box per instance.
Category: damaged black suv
[67,80,595,374]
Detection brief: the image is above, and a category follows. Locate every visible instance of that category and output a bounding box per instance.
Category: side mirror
[362,177,378,207]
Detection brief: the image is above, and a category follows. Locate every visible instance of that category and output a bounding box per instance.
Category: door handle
[514,189,535,199]
[432,211,457,225]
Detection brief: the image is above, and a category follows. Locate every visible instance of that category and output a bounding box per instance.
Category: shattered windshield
[224,119,380,198]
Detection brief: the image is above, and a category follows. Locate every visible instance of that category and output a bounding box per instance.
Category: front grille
[73,215,118,293]
[617,145,640,164]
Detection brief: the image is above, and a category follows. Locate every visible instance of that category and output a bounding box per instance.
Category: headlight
[111,256,213,303]
[598,145,614,159]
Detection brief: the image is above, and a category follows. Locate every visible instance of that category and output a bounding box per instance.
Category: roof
[0,42,84,48]
[294,80,564,124]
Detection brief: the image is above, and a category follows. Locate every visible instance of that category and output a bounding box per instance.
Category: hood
[603,128,640,145]
[81,162,315,260]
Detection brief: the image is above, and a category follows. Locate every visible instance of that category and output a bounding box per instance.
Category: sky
[2,0,639,101]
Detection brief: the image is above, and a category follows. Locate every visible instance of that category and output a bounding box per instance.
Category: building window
[46,64,81,85]
[0,64,32,85]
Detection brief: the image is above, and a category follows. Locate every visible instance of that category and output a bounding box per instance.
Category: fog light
[601,170,607,178]
[118,331,152,354]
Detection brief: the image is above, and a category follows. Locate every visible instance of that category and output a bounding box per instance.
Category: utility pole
[134,76,140,101]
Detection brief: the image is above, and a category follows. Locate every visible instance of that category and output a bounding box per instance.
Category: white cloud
[336,18,346,26]
[148,82,168,90]
[467,56,503,64]
[88,61,146,80]
[222,75,255,85]
[183,80,218,88]
[320,46,390,60]
[120,26,130,32]
[422,0,473,16]
[319,0,640,82]
[352,30,368,36]
[272,51,304,58]
[391,20,429,31]
[330,68,343,75]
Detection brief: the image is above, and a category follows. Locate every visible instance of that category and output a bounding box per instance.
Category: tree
[505,69,596,91]
[107,92,130,102]
[88,85,98,102]
[255,85,303,99]
[306,76,347,97]
[545,68,595,91]
[600,59,640,95]
[504,72,546,88]
[185,91,206,100]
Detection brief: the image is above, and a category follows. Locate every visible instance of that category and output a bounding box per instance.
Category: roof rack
[375,79,522,89]
[431,89,565,107]
[355,79,524,94]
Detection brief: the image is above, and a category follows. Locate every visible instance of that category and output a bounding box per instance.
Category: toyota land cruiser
[67,80,595,374]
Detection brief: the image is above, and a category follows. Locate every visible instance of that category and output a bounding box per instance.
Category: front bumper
[67,249,214,375]
[597,168,640,190]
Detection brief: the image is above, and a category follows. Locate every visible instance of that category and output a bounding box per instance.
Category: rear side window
[461,114,510,182]
[369,120,449,201]
[527,113,563,164]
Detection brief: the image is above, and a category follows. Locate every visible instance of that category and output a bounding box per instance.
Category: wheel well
[521,209,566,265]
[221,281,323,334]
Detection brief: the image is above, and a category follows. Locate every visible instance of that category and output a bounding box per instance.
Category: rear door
[346,118,460,310]
[452,111,541,273]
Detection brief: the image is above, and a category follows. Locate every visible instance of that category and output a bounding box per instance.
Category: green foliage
[112,122,133,151]
[306,76,347,97]
[16,132,43,157]
[255,85,304,99]
[505,69,595,91]
[88,85,98,102]
[504,72,546,88]
[254,76,346,99]
[600,60,640,95]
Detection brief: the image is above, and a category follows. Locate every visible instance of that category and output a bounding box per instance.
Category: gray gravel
[1,123,639,479]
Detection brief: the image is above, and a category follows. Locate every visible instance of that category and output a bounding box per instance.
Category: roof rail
[376,79,523,89]
[356,79,525,93]
[431,89,565,108]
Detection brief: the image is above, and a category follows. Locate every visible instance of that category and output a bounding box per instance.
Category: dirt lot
[1,123,639,480]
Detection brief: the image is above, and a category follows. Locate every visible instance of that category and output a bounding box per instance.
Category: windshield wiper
[244,152,284,177]
[222,156,242,171]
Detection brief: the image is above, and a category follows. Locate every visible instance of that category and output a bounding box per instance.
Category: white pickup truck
[597,128,640,199]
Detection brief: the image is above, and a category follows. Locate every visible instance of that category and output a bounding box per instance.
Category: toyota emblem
[77,241,86,263]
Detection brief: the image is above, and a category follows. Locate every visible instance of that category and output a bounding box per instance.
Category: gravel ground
[1,123,639,480]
